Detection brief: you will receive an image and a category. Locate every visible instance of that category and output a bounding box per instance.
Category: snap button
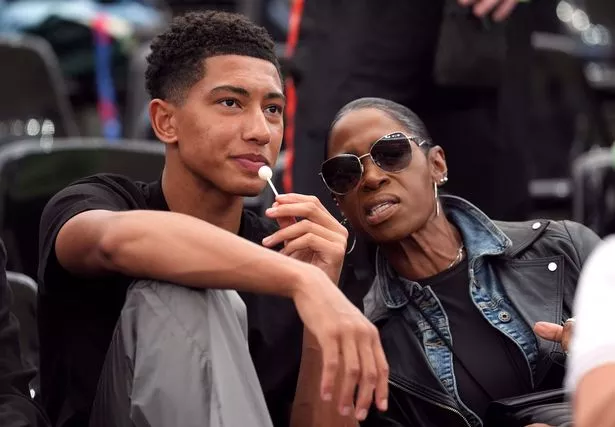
[548,262,558,272]
[498,311,511,322]
[532,222,541,230]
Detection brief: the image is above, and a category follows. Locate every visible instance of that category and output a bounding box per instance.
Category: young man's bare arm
[57,209,305,296]
[291,330,359,427]
[55,208,389,420]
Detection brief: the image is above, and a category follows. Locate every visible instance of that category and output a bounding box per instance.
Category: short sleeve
[37,174,146,290]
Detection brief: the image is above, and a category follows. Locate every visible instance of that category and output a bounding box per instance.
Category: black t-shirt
[37,173,303,427]
[424,258,532,420]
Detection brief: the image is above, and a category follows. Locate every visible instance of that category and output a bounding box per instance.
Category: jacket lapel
[495,220,566,384]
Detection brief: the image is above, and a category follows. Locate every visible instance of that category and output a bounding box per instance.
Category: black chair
[6,270,39,397]
[528,1,615,218]
[0,33,79,144]
[572,146,615,236]
[0,138,165,279]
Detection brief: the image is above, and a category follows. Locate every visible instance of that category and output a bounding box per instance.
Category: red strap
[282,0,305,193]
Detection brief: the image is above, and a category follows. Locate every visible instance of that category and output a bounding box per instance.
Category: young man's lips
[234,157,266,173]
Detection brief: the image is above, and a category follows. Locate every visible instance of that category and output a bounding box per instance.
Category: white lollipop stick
[258,165,279,197]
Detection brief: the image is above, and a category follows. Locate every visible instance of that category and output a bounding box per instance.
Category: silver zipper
[389,378,472,427]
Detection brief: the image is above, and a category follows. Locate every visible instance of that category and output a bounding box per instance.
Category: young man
[37,11,388,427]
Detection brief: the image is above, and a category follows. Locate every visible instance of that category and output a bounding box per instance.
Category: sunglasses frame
[320,131,428,195]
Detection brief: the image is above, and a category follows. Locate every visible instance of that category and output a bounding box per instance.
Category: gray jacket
[90,280,274,427]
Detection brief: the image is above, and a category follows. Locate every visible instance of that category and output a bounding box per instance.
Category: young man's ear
[149,99,178,145]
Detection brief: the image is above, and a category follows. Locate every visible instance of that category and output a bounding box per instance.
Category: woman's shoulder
[494,219,602,264]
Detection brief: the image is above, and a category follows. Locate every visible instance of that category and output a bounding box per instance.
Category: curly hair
[145,11,280,103]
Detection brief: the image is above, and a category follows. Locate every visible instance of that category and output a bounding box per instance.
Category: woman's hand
[458,0,520,22]
[533,319,575,353]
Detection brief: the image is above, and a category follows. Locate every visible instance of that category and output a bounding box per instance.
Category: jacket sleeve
[0,241,50,427]
[560,221,602,317]
[562,221,602,266]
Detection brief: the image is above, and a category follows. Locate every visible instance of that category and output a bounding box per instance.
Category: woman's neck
[381,214,464,281]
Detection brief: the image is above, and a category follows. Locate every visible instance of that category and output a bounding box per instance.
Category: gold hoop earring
[434,182,440,217]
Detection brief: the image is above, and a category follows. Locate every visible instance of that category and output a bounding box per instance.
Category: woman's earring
[340,217,356,255]
[440,175,448,185]
[434,182,440,217]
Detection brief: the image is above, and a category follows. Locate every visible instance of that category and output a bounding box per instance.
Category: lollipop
[258,165,279,197]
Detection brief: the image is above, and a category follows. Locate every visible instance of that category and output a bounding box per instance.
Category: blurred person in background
[323,98,599,427]
[0,239,50,427]
[289,0,536,301]
[564,235,615,427]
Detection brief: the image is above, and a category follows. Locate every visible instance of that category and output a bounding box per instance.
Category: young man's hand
[290,264,389,421]
[458,0,520,22]
[263,193,348,284]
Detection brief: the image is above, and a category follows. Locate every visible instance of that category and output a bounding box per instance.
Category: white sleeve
[565,235,615,393]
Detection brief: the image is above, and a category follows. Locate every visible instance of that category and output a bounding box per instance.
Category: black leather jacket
[362,219,601,427]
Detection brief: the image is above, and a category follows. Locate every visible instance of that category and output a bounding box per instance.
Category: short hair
[145,11,281,103]
[326,97,433,159]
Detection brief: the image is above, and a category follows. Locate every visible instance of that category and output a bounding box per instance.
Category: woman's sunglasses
[320,132,428,195]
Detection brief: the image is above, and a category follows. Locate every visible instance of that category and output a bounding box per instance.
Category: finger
[273,194,339,225]
[533,322,564,342]
[276,215,296,231]
[493,0,518,21]
[338,330,361,417]
[354,326,379,420]
[473,0,501,17]
[280,233,346,259]
[263,219,346,248]
[458,0,476,6]
[275,193,326,208]
[562,321,574,353]
[319,333,340,403]
[372,333,389,412]
[266,202,341,231]
[266,201,296,230]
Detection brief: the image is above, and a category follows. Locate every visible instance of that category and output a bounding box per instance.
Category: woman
[320,97,600,427]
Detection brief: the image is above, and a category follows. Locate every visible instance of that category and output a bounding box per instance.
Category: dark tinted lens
[371,134,412,172]
[321,155,362,194]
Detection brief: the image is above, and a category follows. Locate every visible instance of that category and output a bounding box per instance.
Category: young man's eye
[218,99,239,108]
[266,105,283,115]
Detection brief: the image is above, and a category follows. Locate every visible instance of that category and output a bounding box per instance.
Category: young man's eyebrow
[210,86,286,103]
[210,85,250,97]
[264,92,286,103]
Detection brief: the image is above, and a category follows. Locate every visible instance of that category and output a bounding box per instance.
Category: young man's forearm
[291,330,358,427]
[68,210,318,297]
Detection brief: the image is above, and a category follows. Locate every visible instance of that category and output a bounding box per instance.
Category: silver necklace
[447,244,465,269]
